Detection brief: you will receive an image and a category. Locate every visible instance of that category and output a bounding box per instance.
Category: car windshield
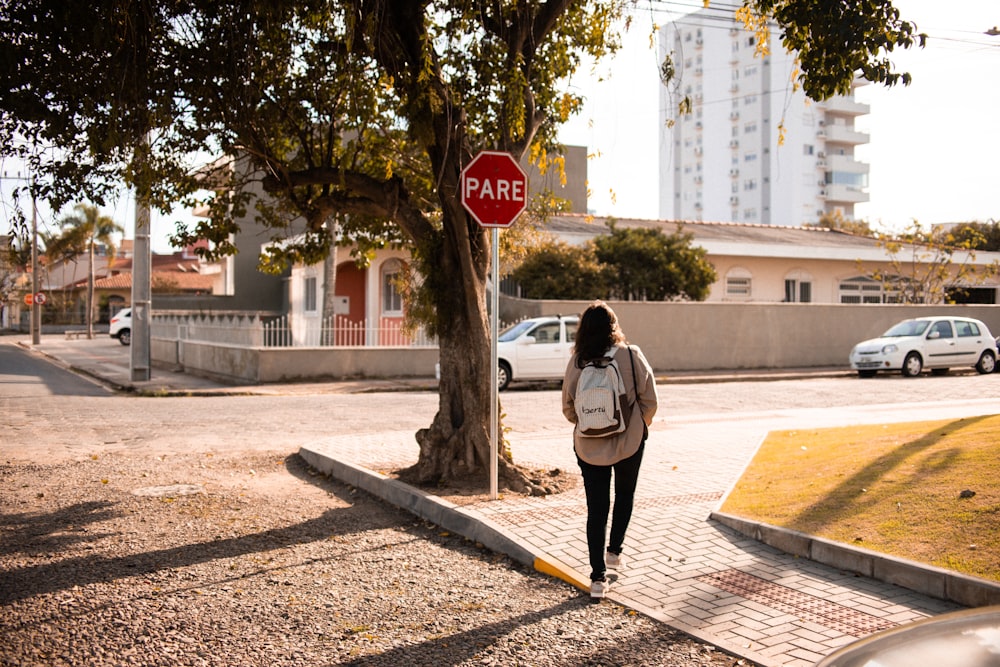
[498,320,540,342]
[882,320,931,337]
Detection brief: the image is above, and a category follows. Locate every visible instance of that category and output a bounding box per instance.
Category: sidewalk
[17,337,1000,666]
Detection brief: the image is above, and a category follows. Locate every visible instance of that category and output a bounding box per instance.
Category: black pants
[577,442,645,582]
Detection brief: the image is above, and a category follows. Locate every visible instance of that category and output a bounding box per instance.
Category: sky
[558,0,1000,232]
[3,0,998,253]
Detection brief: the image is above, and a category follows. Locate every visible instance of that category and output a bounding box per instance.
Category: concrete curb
[299,446,548,577]
[712,511,1000,608]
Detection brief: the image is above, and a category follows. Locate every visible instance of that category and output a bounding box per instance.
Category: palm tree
[52,204,123,338]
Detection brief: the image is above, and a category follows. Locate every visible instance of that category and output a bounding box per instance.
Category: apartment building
[658,8,871,226]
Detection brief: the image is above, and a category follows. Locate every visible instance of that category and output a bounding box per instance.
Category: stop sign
[460,150,528,228]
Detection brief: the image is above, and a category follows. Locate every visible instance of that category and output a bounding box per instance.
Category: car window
[565,322,578,343]
[884,320,929,337]
[530,322,561,343]
[956,321,980,337]
[498,320,536,342]
[928,321,954,339]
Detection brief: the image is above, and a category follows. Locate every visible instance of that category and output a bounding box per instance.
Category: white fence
[152,312,436,348]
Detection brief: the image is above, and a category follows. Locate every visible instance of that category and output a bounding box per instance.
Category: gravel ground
[1,450,747,667]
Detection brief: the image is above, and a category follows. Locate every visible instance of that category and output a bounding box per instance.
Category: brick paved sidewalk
[302,398,1000,667]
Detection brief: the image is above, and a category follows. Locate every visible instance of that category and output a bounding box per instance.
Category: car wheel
[857,370,876,378]
[497,361,512,391]
[976,350,996,374]
[119,329,131,346]
[901,352,922,377]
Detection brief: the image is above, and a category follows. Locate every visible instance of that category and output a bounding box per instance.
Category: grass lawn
[719,414,1000,584]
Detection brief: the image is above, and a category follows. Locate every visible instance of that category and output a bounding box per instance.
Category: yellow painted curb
[534,556,589,592]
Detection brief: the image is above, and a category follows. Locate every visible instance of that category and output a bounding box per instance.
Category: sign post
[460,150,529,500]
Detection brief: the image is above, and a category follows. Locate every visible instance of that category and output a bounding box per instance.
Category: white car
[109,308,132,346]
[496,315,578,390]
[849,316,997,378]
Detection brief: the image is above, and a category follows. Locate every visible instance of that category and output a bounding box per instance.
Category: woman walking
[562,301,658,600]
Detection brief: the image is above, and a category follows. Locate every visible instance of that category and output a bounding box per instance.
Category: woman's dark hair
[574,301,626,363]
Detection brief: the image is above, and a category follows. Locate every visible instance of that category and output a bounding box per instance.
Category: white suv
[109,308,132,346]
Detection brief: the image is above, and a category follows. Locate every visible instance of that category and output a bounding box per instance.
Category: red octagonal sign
[460,150,528,228]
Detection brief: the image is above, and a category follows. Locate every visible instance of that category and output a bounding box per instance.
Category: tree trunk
[320,223,339,346]
[406,186,543,495]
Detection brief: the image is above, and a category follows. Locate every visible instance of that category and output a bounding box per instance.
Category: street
[3,337,1000,463]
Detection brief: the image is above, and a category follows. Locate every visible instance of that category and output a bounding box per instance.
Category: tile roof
[544,214,1000,265]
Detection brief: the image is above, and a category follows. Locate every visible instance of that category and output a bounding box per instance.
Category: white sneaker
[606,550,624,571]
[590,579,610,600]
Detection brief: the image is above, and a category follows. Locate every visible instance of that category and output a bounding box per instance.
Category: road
[4,336,1000,462]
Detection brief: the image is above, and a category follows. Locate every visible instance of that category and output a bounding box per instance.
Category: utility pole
[30,192,40,345]
[131,135,152,381]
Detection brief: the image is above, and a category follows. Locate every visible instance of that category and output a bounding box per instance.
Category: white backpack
[575,348,634,438]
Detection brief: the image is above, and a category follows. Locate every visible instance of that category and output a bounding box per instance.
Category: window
[928,321,953,339]
[530,322,561,343]
[956,320,981,337]
[304,276,317,312]
[839,276,886,304]
[381,259,404,315]
[785,279,812,303]
[726,268,752,298]
[785,270,813,302]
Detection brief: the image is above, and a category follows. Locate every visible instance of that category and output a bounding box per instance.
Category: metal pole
[131,135,152,381]
[31,192,40,345]
[489,226,499,500]
[131,192,151,381]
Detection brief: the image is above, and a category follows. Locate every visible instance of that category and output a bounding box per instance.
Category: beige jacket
[561,344,659,466]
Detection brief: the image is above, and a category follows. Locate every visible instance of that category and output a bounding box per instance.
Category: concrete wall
[150,298,1000,383]
[501,296,1000,371]
[153,338,439,384]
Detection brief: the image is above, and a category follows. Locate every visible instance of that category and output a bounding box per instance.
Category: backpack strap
[624,346,636,398]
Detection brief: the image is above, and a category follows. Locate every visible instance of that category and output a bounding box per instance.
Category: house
[42,239,218,324]
[540,214,1000,305]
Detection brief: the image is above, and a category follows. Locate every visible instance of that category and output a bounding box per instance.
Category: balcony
[828,154,870,176]
[825,184,870,204]
[824,124,870,146]
[822,96,871,117]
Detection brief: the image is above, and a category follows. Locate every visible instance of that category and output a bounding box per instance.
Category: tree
[2,1,924,491]
[48,204,124,337]
[0,236,20,327]
[811,210,875,237]
[511,240,609,300]
[870,221,1000,304]
[593,223,716,301]
[948,221,1000,252]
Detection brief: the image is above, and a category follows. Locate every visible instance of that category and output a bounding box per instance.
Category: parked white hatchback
[849,316,997,378]
[496,315,578,390]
